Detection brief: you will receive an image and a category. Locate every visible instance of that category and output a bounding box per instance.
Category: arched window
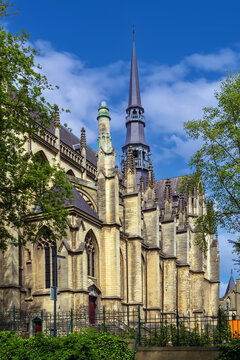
[85,231,98,278]
[37,227,57,288]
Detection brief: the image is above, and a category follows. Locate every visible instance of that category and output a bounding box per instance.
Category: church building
[0,38,219,319]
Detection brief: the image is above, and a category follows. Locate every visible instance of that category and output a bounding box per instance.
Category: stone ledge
[135,346,219,360]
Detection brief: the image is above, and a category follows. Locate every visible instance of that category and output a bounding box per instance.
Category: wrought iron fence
[0,306,239,346]
[139,312,240,346]
[0,306,140,338]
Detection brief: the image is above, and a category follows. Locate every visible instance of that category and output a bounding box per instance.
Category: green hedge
[0,329,134,360]
[218,340,240,360]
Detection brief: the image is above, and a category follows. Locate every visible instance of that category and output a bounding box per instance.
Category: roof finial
[80,127,86,150]
[54,104,60,125]
[133,24,135,42]
[231,269,233,276]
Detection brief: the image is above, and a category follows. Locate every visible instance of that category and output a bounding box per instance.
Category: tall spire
[128,27,142,109]
[121,29,151,185]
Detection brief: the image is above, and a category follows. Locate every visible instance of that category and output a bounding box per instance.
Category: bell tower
[121,31,151,184]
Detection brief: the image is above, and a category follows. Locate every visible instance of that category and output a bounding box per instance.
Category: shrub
[0,329,134,359]
[218,339,240,360]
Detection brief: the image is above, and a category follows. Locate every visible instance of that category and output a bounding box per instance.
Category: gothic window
[37,227,57,289]
[85,230,98,279]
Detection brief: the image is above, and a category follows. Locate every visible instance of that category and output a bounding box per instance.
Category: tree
[181,72,240,265]
[0,1,73,250]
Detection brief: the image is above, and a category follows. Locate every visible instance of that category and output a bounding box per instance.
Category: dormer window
[173,191,179,203]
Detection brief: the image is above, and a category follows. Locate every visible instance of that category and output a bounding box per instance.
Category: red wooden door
[34,319,42,334]
[89,296,96,324]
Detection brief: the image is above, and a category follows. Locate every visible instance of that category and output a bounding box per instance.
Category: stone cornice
[101,222,121,228]
[67,207,102,227]
[164,255,177,260]
[101,296,122,300]
[26,206,102,228]
[190,270,205,275]
[204,278,220,284]
[0,284,20,289]
[176,228,187,234]
[161,218,175,224]
[128,235,143,242]
[122,191,139,198]
[176,262,190,267]
[142,206,158,213]
[146,246,161,252]
[144,307,161,311]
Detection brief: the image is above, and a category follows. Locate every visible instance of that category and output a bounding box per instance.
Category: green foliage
[126,327,138,339]
[0,329,135,360]
[218,339,240,360]
[144,323,170,346]
[142,315,232,347]
[213,308,232,344]
[195,199,217,251]
[180,72,240,255]
[0,1,73,250]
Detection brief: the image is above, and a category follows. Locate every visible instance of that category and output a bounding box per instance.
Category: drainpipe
[162,259,164,317]
[176,265,179,312]
[126,240,129,304]
[145,251,148,322]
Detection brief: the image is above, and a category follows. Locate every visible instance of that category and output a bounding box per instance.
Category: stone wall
[135,347,219,360]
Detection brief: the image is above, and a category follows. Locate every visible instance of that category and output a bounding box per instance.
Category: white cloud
[34,40,240,162]
[186,48,239,71]
[35,40,128,143]
[143,79,219,135]
[166,135,201,161]
[142,63,188,85]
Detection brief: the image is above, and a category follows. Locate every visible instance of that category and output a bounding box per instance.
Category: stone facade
[0,102,219,318]
[219,274,240,317]
[0,41,220,319]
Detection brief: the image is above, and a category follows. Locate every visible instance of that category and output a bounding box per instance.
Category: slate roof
[60,126,97,166]
[155,176,188,209]
[66,186,99,219]
[224,274,235,298]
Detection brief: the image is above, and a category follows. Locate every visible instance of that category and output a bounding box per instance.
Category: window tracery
[85,231,97,278]
[37,228,57,288]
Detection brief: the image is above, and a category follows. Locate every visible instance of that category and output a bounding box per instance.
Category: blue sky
[7,0,240,296]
